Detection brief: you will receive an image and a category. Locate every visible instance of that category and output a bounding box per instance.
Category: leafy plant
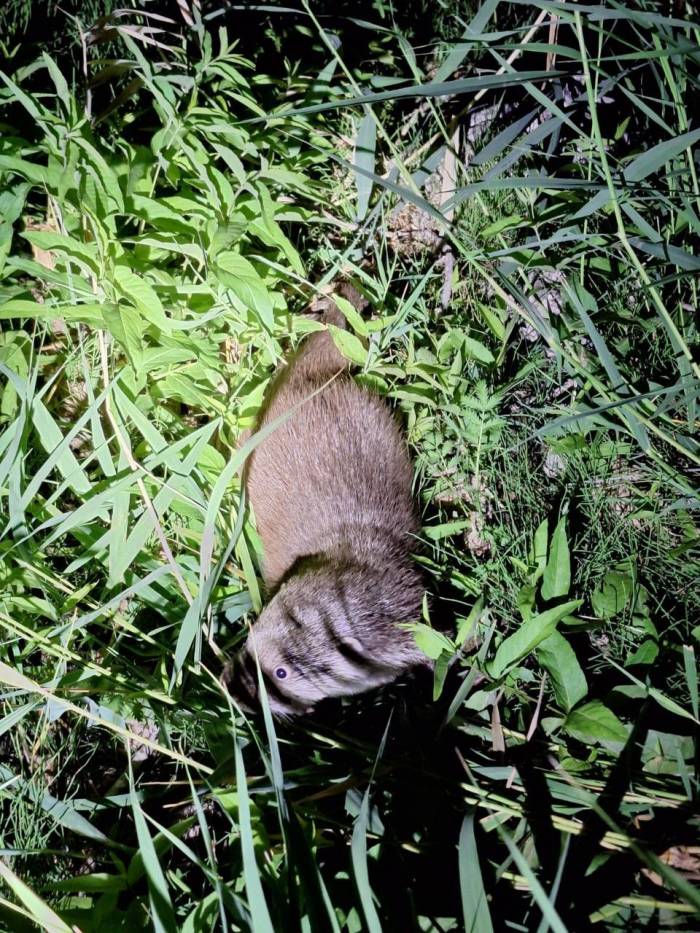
[0,1,698,930]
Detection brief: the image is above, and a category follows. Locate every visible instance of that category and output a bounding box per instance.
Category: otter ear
[343,635,366,656]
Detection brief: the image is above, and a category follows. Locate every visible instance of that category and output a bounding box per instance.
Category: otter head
[225,559,425,718]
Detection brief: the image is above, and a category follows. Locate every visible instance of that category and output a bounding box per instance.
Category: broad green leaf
[138,347,198,373]
[51,303,106,327]
[647,685,698,724]
[127,236,206,263]
[0,181,29,272]
[541,516,570,600]
[476,303,506,341]
[40,52,70,108]
[490,600,581,679]
[5,254,95,295]
[591,571,632,619]
[409,623,454,660]
[536,631,588,712]
[155,371,213,407]
[530,518,549,582]
[564,700,629,749]
[251,183,305,275]
[129,193,193,229]
[481,215,524,238]
[113,263,170,332]
[0,299,104,327]
[462,336,495,364]
[49,874,127,893]
[516,582,537,621]
[626,638,659,667]
[215,250,274,329]
[20,230,100,274]
[160,194,212,220]
[437,327,466,361]
[0,154,50,186]
[456,596,484,647]
[607,658,699,725]
[74,136,124,211]
[332,293,368,336]
[327,324,368,365]
[38,789,110,845]
[210,219,247,257]
[102,303,144,368]
[433,652,451,700]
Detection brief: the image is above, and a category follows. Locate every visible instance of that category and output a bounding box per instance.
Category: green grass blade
[350,716,392,933]
[128,753,178,933]
[0,860,72,933]
[354,111,376,222]
[350,791,383,933]
[682,645,698,721]
[234,737,275,933]
[459,813,494,933]
[496,827,568,933]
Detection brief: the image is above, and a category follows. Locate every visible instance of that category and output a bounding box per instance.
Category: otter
[227,285,426,717]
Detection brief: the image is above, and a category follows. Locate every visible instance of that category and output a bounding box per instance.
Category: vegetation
[0,1,698,930]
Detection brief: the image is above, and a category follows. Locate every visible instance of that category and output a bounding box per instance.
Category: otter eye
[275,667,288,680]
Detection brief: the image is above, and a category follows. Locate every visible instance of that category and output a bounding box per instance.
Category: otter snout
[222,645,314,719]
[220,651,258,713]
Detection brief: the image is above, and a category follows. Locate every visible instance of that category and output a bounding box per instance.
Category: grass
[0,0,699,930]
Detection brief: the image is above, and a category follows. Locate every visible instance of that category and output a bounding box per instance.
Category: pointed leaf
[490,600,582,679]
[542,516,570,600]
[354,112,376,221]
[564,700,629,749]
[327,324,368,365]
[458,813,494,933]
[215,251,274,329]
[536,631,588,712]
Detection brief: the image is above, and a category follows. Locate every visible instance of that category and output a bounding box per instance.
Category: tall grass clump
[0,1,698,930]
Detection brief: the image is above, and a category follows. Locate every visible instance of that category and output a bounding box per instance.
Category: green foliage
[0,1,699,930]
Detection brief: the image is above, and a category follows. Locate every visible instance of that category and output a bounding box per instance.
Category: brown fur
[228,285,426,716]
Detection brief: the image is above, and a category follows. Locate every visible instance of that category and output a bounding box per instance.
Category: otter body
[232,293,425,717]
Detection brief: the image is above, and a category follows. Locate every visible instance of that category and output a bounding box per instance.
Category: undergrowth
[0,1,698,930]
